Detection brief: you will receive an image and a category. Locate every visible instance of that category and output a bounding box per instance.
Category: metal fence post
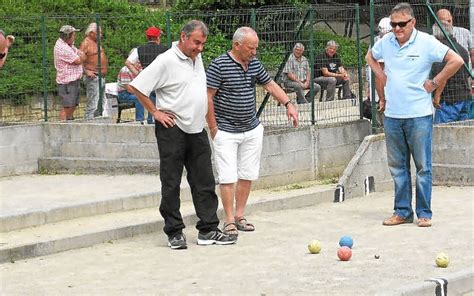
[369,0,377,134]
[309,7,316,125]
[356,4,363,120]
[41,16,49,122]
[250,9,256,29]
[95,14,103,116]
[166,11,172,47]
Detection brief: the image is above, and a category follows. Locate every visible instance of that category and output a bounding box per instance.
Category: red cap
[145,27,161,37]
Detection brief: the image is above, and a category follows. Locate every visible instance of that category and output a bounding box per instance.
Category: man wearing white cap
[53,25,86,120]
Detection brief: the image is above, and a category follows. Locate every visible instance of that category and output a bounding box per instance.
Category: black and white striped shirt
[206,52,272,133]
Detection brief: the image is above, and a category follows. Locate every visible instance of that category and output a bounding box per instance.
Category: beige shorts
[212,124,264,184]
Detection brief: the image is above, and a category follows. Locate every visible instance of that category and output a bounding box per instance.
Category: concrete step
[38,156,160,174]
[0,183,334,263]
[433,163,474,186]
[0,174,190,232]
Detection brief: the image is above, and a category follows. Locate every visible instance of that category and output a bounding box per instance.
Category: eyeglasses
[0,52,6,60]
[390,18,413,28]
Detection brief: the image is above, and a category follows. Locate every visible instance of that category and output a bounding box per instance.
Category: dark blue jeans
[434,100,471,124]
[155,124,219,237]
[384,115,433,219]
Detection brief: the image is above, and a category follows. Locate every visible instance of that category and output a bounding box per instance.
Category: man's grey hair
[0,29,4,37]
[181,20,208,38]
[85,23,98,35]
[293,43,304,51]
[233,27,257,43]
[326,40,338,49]
[391,2,414,18]
[433,20,453,39]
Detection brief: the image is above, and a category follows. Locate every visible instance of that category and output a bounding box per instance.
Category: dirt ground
[1,186,473,295]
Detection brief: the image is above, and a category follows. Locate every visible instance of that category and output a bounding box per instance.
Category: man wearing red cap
[125,26,168,124]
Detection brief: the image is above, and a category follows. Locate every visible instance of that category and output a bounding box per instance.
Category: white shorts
[212,124,264,184]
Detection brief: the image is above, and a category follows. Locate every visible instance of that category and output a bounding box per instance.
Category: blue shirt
[372,29,449,118]
[207,53,271,133]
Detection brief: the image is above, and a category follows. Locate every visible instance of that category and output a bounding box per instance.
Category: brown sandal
[223,222,239,236]
[235,217,255,232]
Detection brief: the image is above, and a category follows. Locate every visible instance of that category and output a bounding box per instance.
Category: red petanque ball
[337,246,352,261]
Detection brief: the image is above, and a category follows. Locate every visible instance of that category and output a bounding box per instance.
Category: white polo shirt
[130,42,207,134]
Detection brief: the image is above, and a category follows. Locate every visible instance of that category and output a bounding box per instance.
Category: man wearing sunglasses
[0,30,15,69]
[366,2,463,228]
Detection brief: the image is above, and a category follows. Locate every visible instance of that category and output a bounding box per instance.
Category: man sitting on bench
[314,40,352,101]
[282,43,321,104]
[117,63,148,124]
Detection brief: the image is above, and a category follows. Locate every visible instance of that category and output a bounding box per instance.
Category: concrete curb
[38,157,160,175]
[376,268,474,296]
[0,186,334,263]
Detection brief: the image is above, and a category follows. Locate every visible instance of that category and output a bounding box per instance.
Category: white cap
[378,17,391,35]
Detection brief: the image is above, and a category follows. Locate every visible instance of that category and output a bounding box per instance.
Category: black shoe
[197,229,237,246]
[168,233,187,250]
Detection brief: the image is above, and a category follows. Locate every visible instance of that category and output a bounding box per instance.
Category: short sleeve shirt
[129,42,207,134]
[282,53,310,82]
[206,53,272,133]
[371,29,449,118]
[53,38,82,84]
[314,51,342,77]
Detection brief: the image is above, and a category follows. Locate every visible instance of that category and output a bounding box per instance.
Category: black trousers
[155,123,219,237]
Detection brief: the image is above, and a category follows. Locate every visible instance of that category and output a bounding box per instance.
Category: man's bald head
[0,31,6,55]
[436,9,453,25]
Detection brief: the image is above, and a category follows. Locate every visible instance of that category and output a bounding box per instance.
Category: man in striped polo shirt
[206,27,299,237]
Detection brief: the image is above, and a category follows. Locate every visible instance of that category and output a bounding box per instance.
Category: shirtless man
[0,29,15,69]
[79,23,108,119]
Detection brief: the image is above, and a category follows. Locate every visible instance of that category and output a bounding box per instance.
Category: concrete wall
[338,122,474,200]
[44,123,158,159]
[432,123,474,185]
[0,121,372,189]
[0,123,45,177]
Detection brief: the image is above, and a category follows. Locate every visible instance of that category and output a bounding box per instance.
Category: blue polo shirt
[372,29,449,118]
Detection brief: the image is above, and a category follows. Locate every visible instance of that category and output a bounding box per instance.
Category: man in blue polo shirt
[366,2,463,227]
[206,27,298,237]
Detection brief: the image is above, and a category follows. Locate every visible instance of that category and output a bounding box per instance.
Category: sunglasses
[0,52,6,60]
[390,18,413,28]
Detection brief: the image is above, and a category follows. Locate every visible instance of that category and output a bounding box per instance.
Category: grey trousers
[314,76,352,101]
[284,81,321,104]
[84,76,106,120]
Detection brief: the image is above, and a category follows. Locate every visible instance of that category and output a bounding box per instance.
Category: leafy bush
[0,1,365,103]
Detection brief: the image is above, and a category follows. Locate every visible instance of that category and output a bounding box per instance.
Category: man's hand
[286,103,299,127]
[85,69,97,78]
[423,79,437,93]
[432,97,441,109]
[153,110,176,128]
[303,80,310,89]
[209,126,218,139]
[378,98,386,112]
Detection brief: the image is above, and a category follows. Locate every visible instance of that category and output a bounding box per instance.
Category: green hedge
[0,1,364,104]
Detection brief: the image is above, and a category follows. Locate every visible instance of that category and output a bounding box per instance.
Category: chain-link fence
[1,4,367,127]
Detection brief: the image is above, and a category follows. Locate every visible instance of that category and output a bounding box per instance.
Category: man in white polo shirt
[366,2,463,228]
[129,20,236,249]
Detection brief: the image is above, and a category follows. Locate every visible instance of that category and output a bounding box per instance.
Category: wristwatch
[431,78,439,90]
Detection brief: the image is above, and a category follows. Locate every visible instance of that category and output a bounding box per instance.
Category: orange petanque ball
[337,246,352,261]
